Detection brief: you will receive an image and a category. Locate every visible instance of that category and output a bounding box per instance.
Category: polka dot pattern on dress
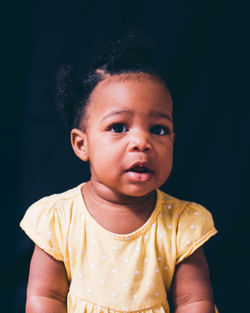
[20,185,217,312]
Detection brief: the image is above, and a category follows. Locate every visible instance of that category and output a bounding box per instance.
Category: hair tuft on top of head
[56,32,167,129]
[93,31,156,73]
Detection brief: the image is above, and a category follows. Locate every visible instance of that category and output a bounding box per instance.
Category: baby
[21,33,218,313]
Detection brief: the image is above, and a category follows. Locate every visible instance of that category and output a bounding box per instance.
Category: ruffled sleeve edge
[20,219,64,262]
[176,227,218,264]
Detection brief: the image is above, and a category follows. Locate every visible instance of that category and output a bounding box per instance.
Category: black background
[1,1,249,312]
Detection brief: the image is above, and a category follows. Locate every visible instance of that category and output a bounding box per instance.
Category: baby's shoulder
[20,184,84,262]
[158,189,213,219]
[157,190,217,263]
[25,183,83,219]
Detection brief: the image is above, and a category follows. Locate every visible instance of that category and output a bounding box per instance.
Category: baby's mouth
[125,163,153,182]
[127,165,151,173]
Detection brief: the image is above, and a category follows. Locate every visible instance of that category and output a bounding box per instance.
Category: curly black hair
[57,32,168,129]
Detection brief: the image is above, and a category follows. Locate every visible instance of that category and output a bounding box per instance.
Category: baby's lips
[126,161,153,173]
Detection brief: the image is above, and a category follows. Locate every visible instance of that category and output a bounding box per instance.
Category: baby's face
[81,74,174,198]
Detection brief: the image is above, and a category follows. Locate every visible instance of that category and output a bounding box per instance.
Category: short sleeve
[20,198,68,261]
[176,202,218,264]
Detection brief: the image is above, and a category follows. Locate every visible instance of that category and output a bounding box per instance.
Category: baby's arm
[26,245,69,313]
[171,247,215,313]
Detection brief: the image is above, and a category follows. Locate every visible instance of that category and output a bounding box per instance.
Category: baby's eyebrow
[101,110,133,121]
[101,110,173,123]
[150,111,173,122]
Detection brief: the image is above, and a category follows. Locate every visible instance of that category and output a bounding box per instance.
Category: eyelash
[107,123,170,135]
[150,125,170,135]
[108,123,128,133]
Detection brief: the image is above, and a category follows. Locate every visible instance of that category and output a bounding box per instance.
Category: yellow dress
[20,183,218,313]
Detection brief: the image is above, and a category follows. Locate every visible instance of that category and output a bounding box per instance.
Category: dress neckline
[77,182,162,241]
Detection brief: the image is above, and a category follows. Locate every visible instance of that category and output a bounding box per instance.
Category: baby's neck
[81,181,156,234]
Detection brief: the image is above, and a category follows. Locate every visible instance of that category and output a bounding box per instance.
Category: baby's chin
[115,178,168,199]
[116,185,158,199]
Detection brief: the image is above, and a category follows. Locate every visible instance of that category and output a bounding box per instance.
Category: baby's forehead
[88,73,172,112]
[80,72,173,130]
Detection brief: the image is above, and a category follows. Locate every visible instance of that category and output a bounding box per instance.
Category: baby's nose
[128,131,152,153]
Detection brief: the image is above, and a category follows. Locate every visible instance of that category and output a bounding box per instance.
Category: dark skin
[26,246,68,313]
[26,74,215,312]
[170,248,215,313]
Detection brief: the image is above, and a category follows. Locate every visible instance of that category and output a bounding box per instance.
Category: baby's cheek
[158,158,173,179]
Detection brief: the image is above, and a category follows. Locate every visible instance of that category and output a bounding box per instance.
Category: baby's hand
[26,245,68,313]
[170,247,215,313]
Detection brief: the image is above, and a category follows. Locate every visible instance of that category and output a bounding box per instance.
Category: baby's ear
[70,128,89,161]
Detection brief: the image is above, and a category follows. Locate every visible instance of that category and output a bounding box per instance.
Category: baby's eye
[108,123,128,133]
[150,125,170,135]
